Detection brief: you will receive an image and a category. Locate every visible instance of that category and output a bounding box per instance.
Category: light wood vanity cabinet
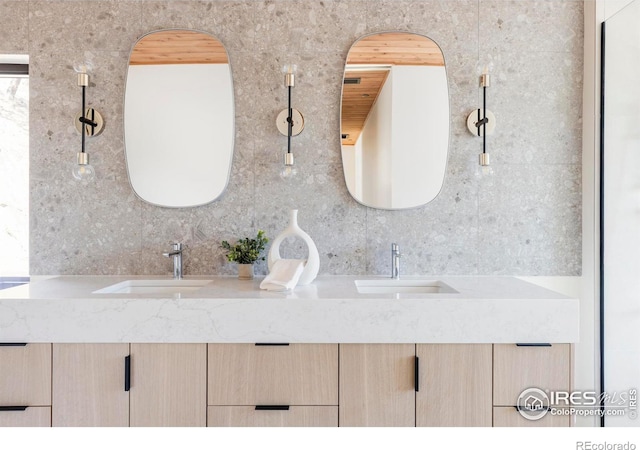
[339,344,492,427]
[207,344,338,427]
[129,343,207,427]
[0,343,51,427]
[416,344,492,427]
[50,343,206,427]
[0,342,572,427]
[339,344,416,427]
[52,344,129,427]
[493,344,572,427]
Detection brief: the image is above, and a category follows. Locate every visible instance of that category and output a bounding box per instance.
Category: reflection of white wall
[392,66,448,208]
[125,64,233,207]
[360,71,393,207]
[341,143,362,200]
[355,65,449,209]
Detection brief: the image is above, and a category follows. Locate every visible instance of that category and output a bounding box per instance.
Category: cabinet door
[416,344,492,427]
[0,343,51,407]
[130,343,206,427]
[493,344,571,407]
[52,344,129,427]
[207,406,338,427]
[339,344,415,427]
[0,407,51,427]
[208,344,338,406]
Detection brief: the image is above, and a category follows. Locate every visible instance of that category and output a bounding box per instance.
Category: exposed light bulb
[481,165,494,176]
[73,60,94,74]
[282,63,297,74]
[72,163,95,182]
[475,61,494,76]
[279,164,298,181]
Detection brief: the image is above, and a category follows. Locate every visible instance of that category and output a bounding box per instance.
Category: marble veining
[0,1,583,277]
[0,276,579,344]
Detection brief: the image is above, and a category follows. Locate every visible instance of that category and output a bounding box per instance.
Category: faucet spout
[391,243,401,279]
[163,242,183,280]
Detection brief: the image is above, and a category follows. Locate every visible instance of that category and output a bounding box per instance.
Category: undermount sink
[355,279,457,295]
[93,279,212,295]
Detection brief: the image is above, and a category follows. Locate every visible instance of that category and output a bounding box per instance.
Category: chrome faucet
[391,243,401,279]
[163,242,183,280]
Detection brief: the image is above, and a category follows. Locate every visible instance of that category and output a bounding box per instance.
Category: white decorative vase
[267,209,319,285]
[238,263,254,280]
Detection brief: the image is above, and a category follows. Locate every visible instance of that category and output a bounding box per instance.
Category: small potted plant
[220,230,269,280]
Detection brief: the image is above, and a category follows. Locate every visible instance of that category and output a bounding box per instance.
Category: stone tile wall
[0,0,583,276]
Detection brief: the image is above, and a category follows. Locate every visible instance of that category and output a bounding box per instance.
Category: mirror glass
[340,32,449,210]
[124,30,234,208]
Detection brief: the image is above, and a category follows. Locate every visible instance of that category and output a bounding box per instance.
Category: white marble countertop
[0,275,579,344]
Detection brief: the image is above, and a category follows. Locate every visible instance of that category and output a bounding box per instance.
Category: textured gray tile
[254,164,367,276]
[478,164,582,275]
[0,1,29,54]
[30,1,143,52]
[139,164,255,276]
[254,0,368,54]
[482,51,583,165]
[366,0,479,55]
[140,1,255,53]
[30,177,142,275]
[25,0,583,277]
[366,161,479,275]
[480,0,583,54]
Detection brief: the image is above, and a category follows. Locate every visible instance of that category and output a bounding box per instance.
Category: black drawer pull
[255,343,290,346]
[0,406,28,411]
[516,343,552,347]
[514,405,551,412]
[124,355,131,392]
[0,343,27,347]
[255,405,290,411]
[415,356,420,392]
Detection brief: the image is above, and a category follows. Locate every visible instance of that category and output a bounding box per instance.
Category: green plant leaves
[220,230,269,264]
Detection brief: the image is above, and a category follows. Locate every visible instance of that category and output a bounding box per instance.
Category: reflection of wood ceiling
[342,70,389,146]
[341,33,444,146]
[130,30,228,65]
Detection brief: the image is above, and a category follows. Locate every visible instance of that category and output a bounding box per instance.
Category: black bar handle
[514,405,551,412]
[415,356,420,392]
[255,405,290,411]
[0,406,28,411]
[124,355,131,392]
[0,343,27,347]
[516,343,552,347]
[255,343,290,346]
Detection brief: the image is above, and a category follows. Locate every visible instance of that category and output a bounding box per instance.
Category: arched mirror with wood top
[124,30,234,208]
[341,32,449,210]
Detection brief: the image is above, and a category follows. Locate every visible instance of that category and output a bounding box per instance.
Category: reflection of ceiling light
[361,94,370,97]
[345,64,392,71]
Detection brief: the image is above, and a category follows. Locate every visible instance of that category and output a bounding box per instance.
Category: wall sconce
[72,63,104,182]
[466,67,496,168]
[276,64,304,180]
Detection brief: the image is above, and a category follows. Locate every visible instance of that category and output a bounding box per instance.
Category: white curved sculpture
[267,210,319,285]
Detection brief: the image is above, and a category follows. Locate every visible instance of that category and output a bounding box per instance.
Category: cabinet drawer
[0,344,51,406]
[493,344,570,406]
[208,344,338,406]
[493,406,571,427]
[0,407,51,427]
[207,406,338,427]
